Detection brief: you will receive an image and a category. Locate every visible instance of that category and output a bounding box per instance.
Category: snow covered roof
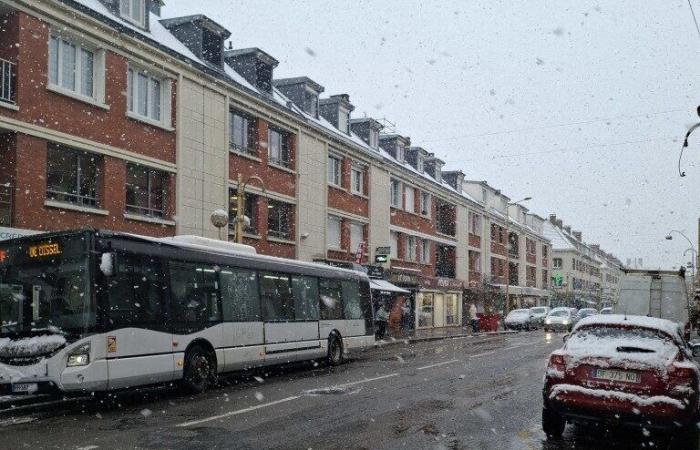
[543,221,577,251]
[572,314,684,342]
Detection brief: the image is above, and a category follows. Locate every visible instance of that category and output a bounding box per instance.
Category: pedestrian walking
[375,303,389,340]
[400,300,411,335]
[469,302,479,333]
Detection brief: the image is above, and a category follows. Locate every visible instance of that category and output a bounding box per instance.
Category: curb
[374,329,518,347]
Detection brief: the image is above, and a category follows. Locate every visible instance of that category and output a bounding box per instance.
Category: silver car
[529,306,550,327]
[543,307,574,332]
[505,309,535,330]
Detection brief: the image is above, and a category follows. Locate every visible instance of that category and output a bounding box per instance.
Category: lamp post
[665,230,697,289]
[234,174,266,244]
[684,247,697,287]
[504,196,532,317]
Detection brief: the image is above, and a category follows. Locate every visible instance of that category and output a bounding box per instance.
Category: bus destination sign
[28,242,62,258]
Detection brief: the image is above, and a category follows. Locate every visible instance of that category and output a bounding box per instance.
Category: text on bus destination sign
[28,242,62,258]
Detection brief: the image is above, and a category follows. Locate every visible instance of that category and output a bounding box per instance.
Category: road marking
[469,350,496,358]
[176,396,301,427]
[176,373,400,427]
[417,359,460,371]
[504,344,530,351]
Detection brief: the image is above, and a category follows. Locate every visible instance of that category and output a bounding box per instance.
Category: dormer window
[369,129,378,149]
[416,155,424,173]
[308,91,319,118]
[338,106,350,134]
[435,167,442,183]
[482,189,488,203]
[120,0,146,28]
[396,145,405,163]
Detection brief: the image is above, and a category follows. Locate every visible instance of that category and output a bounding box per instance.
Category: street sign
[375,246,390,255]
[355,241,366,264]
[375,254,388,263]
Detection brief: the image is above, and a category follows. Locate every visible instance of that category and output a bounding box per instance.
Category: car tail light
[669,363,695,379]
[548,353,566,371]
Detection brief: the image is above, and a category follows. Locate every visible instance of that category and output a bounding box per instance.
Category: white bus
[0,230,375,396]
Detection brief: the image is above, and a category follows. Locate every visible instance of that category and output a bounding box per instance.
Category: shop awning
[370,279,410,294]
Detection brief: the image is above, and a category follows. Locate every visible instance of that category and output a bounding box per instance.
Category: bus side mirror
[100,252,115,277]
[692,343,700,358]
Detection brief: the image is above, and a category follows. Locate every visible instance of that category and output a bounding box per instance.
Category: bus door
[260,273,321,362]
[218,267,265,371]
[103,255,174,389]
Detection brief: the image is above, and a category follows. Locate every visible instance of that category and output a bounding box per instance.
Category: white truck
[613,268,690,339]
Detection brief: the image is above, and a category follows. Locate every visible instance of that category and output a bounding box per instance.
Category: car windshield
[508,310,529,317]
[531,307,547,314]
[549,310,569,317]
[578,309,596,317]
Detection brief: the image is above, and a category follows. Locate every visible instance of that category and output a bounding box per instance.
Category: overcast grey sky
[165,0,700,268]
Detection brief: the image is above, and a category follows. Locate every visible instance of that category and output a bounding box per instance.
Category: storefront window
[417,292,433,328]
[444,293,458,325]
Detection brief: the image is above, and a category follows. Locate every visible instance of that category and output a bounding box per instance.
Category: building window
[350,222,364,253]
[0,183,10,226]
[369,129,379,148]
[482,189,488,203]
[553,258,562,269]
[542,245,549,259]
[404,186,415,213]
[327,215,342,249]
[48,35,96,99]
[327,155,342,186]
[46,146,101,207]
[396,145,405,163]
[229,191,258,235]
[420,239,431,264]
[405,236,417,262]
[390,179,401,208]
[469,212,481,236]
[229,110,257,156]
[125,164,167,218]
[268,200,291,239]
[119,0,146,27]
[420,191,430,216]
[268,128,290,167]
[390,231,399,259]
[127,66,165,123]
[416,156,424,173]
[350,166,364,195]
[469,250,481,273]
[338,108,349,134]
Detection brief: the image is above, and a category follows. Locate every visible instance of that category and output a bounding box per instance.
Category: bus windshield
[0,239,94,338]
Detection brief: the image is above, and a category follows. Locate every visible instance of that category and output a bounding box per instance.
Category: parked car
[505,309,535,330]
[572,308,598,325]
[529,306,550,327]
[600,307,613,315]
[542,314,700,438]
[544,307,575,332]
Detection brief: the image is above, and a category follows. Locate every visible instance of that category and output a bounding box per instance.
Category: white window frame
[405,236,417,262]
[327,155,342,187]
[338,106,349,134]
[369,129,378,148]
[349,222,364,253]
[390,179,402,209]
[47,32,106,105]
[350,166,364,195]
[127,64,172,129]
[390,231,399,259]
[469,212,482,236]
[416,155,424,173]
[396,145,405,163]
[553,258,562,269]
[419,191,430,217]
[420,239,431,264]
[327,215,342,249]
[404,185,415,213]
[120,0,147,28]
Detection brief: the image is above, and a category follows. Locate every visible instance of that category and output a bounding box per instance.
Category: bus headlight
[545,319,551,324]
[67,343,90,367]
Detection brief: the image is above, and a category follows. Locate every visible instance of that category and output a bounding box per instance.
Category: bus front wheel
[182,345,217,394]
[328,335,344,366]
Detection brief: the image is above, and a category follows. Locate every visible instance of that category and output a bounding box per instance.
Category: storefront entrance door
[433,293,445,327]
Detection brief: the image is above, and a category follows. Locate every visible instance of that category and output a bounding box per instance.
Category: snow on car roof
[572,314,683,341]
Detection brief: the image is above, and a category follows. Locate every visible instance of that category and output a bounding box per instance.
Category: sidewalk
[374,325,516,347]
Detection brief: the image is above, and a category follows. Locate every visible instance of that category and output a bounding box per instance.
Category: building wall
[297,131,326,261]
[455,204,469,281]
[368,164,390,260]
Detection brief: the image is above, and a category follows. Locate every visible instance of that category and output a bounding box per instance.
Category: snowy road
[0,331,697,449]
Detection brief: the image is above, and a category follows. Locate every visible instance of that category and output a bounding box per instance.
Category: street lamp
[504,197,532,317]
[684,247,697,286]
[665,230,697,289]
[234,174,266,244]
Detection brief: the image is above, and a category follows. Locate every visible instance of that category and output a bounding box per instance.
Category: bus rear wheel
[182,345,216,394]
[328,335,344,366]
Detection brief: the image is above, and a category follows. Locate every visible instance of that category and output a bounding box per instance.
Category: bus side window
[105,254,164,330]
[169,262,221,331]
[319,278,343,320]
[259,272,294,321]
[291,276,319,321]
[220,267,261,321]
[341,280,363,320]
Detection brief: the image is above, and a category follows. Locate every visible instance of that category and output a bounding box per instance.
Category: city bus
[0,230,375,396]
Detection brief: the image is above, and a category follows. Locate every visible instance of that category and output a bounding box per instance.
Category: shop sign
[365,265,385,279]
[388,270,419,286]
[0,226,38,241]
[419,275,464,291]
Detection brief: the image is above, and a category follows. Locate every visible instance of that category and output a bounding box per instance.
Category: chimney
[273,77,324,118]
[563,225,572,234]
[591,244,600,252]
[160,15,231,67]
[350,118,384,149]
[442,170,465,192]
[224,47,279,93]
[150,0,162,16]
[319,94,354,134]
[572,231,582,241]
[555,219,563,228]
[549,214,557,225]
[424,155,445,182]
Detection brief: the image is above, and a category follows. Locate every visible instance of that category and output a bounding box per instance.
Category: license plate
[11,383,38,394]
[594,368,640,383]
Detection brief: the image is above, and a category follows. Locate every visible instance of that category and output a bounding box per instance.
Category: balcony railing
[0,183,12,226]
[0,59,16,106]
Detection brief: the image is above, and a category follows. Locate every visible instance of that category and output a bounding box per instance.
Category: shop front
[409,274,464,330]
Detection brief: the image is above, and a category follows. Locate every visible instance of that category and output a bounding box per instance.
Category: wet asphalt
[0,331,698,450]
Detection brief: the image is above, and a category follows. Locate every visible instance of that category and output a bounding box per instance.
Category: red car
[542,314,700,437]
